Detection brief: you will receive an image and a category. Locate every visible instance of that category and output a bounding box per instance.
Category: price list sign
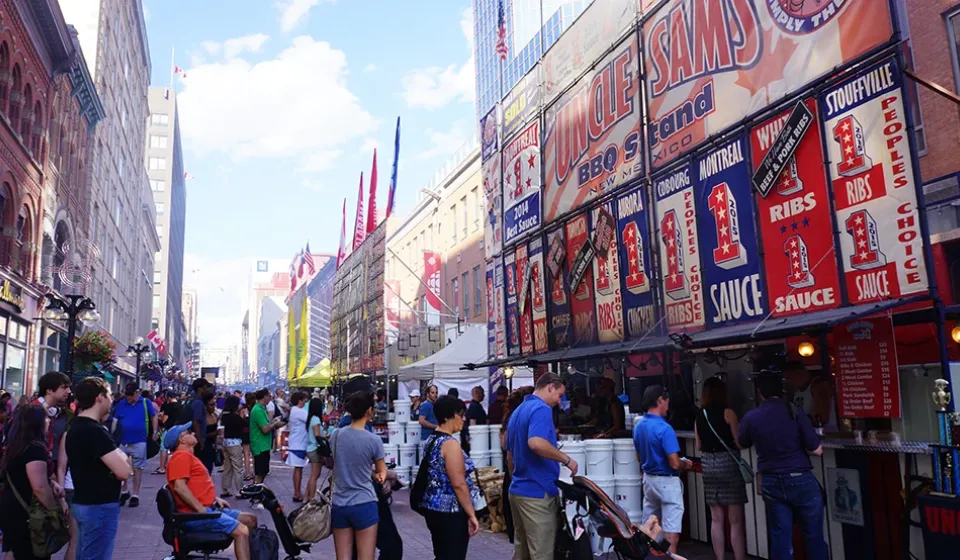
[834,317,901,418]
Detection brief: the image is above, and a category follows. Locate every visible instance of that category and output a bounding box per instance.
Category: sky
[142,0,477,348]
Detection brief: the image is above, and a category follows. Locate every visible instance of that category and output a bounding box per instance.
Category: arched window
[0,183,9,228]
[20,84,32,140]
[0,43,9,115]
[16,206,27,243]
[9,64,21,133]
[30,101,41,155]
[52,221,69,291]
[14,205,29,277]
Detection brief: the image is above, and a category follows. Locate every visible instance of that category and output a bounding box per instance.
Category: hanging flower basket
[73,331,116,372]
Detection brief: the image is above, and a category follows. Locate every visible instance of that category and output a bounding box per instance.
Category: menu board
[834,317,900,418]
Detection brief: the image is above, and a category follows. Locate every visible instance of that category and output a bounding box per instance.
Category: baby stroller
[239,484,312,560]
[556,476,678,560]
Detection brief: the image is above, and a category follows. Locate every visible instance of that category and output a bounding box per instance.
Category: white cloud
[201,41,221,55]
[177,36,375,171]
[277,0,331,32]
[417,120,470,160]
[363,63,377,73]
[401,8,475,109]
[184,254,252,349]
[299,150,343,172]
[201,34,270,60]
[360,137,379,153]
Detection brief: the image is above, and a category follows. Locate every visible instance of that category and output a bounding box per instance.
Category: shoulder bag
[292,429,336,542]
[6,468,69,556]
[145,399,160,459]
[702,409,754,484]
[410,431,440,516]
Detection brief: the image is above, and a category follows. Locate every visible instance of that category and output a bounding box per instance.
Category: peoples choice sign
[821,58,928,305]
[643,0,894,169]
[654,162,704,333]
[528,237,549,353]
[616,184,657,339]
[591,203,624,343]
[694,136,767,328]
[494,256,506,358]
[504,252,520,356]
[751,99,842,318]
[503,120,542,245]
[565,214,597,345]
[515,244,534,355]
[543,34,643,223]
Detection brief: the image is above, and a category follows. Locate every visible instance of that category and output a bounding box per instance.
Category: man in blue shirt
[633,385,693,555]
[112,383,158,507]
[506,373,576,560]
[739,371,826,560]
[417,385,439,440]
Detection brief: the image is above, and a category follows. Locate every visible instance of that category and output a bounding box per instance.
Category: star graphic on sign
[795,271,803,279]
[526,177,532,188]
[719,225,728,238]
[528,153,536,168]
[844,145,853,155]
[857,239,866,248]
[856,227,865,237]
[663,219,673,232]
[780,225,788,234]
[669,255,676,266]
[718,207,727,219]
[667,238,674,248]
[669,272,677,283]
[629,271,639,281]
[842,121,851,132]
[855,215,864,226]
[790,239,798,249]
[630,256,638,268]
[843,133,852,143]
[792,259,799,270]
[802,217,810,228]
[791,250,798,259]
[858,251,868,260]
[625,228,634,241]
[722,242,731,254]
[791,221,799,231]
[714,189,725,204]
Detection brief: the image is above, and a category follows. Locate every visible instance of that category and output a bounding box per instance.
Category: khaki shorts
[510,494,559,560]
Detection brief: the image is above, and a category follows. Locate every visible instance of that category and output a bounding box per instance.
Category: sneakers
[129,496,140,508]
[120,492,131,506]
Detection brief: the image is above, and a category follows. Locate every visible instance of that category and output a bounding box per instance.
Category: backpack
[409,432,440,516]
[249,526,279,560]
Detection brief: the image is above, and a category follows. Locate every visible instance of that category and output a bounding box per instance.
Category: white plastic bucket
[559,440,586,479]
[584,439,614,477]
[489,449,504,471]
[383,444,400,466]
[613,438,640,476]
[387,422,404,446]
[590,474,617,504]
[394,400,411,424]
[399,443,418,468]
[471,449,491,468]
[405,424,421,445]
[395,466,412,486]
[487,424,502,445]
[614,475,643,519]
[625,407,634,430]
[469,425,490,452]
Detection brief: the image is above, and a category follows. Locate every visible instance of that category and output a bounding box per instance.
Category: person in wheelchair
[164,423,258,560]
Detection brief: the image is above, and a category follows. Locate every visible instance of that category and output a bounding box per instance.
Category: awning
[686,297,928,348]
[467,335,675,369]
[399,325,489,381]
[293,358,333,388]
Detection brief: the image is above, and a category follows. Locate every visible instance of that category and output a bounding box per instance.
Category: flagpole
[169,45,175,91]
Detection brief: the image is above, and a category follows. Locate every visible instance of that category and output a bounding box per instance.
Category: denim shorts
[182,507,241,535]
[331,501,379,530]
[121,442,147,470]
[642,474,684,534]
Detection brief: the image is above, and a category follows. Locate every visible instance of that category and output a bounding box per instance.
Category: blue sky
[142,0,477,346]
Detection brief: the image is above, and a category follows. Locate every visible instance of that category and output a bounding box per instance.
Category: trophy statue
[931,378,960,495]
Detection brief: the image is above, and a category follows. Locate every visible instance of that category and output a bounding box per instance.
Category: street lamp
[42,294,100,375]
[127,337,151,388]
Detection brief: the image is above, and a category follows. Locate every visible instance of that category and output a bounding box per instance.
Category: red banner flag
[367,150,378,234]
[352,173,366,251]
[337,199,347,269]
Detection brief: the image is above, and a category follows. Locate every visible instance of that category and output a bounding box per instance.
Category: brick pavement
[53,454,723,559]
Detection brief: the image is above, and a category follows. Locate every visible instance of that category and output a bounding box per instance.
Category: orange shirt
[166,450,216,512]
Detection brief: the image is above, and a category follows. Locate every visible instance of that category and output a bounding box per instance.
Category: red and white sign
[503,120,540,209]
[565,214,597,345]
[835,317,901,418]
[424,252,442,325]
[592,203,624,343]
[654,163,704,332]
[515,244,535,354]
[751,99,842,317]
[494,256,506,358]
[528,237,548,353]
[643,0,894,169]
[483,153,503,258]
[821,59,928,305]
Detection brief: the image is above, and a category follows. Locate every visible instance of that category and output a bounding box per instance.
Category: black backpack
[249,526,279,560]
[409,432,441,516]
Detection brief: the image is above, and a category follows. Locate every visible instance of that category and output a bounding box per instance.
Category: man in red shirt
[164,423,257,560]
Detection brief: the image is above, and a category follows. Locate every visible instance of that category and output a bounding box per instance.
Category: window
[150,179,165,191]
[118,153,124,176]
[120,105,126,129]
[114,199,122,228]
[151,113,168,126]
[451,205,458,242]
[471,188,480,231]
[148,157,166,170]
[153,293,160,309]
[452,278,460,317]
[461,197,468,237]
[156,224,164,240]
[150,135,168,149]
[462,272,469,318]
[155,201,165,214]
[112,249,119,279]
[473,266,482,316]
[154,270,161,284]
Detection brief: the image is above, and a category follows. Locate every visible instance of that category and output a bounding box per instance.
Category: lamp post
[127,337,151,388]
[42,294,100,375]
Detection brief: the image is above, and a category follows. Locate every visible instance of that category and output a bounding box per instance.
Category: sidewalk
[54,454,722,559]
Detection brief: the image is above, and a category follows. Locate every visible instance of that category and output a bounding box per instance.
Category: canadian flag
[184,172,194,180]
[145,330,166,355]
[174,65,187,79]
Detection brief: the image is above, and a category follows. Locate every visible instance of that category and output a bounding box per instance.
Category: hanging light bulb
[951,326,960,344]
[798,341,816,358]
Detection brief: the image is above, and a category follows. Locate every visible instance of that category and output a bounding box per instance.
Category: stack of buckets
[385,399,420,486]
[565,439,643,523]
[467,424,503,471]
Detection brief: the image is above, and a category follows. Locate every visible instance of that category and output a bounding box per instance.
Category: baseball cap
[192,378,212,391]
[409,390,421,398]
[124,383,138,395]
[163,422,194,450]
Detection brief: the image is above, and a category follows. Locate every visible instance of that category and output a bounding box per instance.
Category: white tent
[398,325,488,381]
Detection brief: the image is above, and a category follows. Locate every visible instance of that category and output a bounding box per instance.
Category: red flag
[337,199,347,269]
[366,150,378,234]
[352,173,366,251]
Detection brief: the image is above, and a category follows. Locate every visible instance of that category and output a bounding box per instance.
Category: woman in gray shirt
[331,391,386,560]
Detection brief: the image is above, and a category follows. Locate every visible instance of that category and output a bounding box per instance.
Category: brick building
[0,0,102,395]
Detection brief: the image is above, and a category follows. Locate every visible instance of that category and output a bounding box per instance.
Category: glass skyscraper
[472,0,592,122]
